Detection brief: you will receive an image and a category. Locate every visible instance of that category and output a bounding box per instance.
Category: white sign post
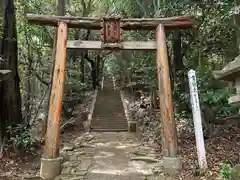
[188,69,208,169]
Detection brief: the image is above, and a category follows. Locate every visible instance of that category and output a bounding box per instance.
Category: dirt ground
[177,124,240,179]
[0,121,239,180]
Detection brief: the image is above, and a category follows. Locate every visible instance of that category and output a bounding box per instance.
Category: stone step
[96,97,121,100]
[92,116,125,118]
[91,125,128,128]
[93,106,124,109]
[91,79,127,131]
[91,124,127,127]
[96,93,120,95]
[96,97,121,99]
[90,121,128,124]
[93,113,124,115]
[91,123,128,127]
[90,121,128,127]
[91,119,125,121]
[95,101,122,104]
[95,100,122,103]
[92,110,125,114]
[95,100,122,102]
[95,102,123,104]
[95,99,123,103]
[91,118,126,121]
[95,103,122,105]
[96,94,120,96]
[93,108,124,110]
[93,108,124,111]
[95,99,122,102]
[91,120,126,122]
[91,122,127,125]
[91,121,128,129]
[91,121,128,125]
[92,114,125,116]
[91,119,126,121]
[97,91,120,95]
[91,126,128,132]
[91,119,126,122]
[90,127,128,131]
[90,128,128,132]
[92,112,125,115]
[94,108,125,113]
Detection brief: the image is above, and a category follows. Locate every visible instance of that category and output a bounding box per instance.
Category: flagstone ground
[56,132,164,180]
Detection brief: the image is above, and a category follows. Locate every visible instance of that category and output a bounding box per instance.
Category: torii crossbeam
[26,14,196,179]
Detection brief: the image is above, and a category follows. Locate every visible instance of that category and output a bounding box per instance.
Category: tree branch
[33,71,49,86]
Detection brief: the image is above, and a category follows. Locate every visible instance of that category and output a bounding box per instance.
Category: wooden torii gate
[26,14,195,179]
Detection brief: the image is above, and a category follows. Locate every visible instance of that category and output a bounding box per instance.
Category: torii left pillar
[40,22,68,179]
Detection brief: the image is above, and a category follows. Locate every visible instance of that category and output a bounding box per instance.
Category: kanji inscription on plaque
[100,17,123,49]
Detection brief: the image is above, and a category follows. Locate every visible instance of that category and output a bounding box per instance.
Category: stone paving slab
[86,173,144,180]
[55,132,164,180]
[86,173,165,180]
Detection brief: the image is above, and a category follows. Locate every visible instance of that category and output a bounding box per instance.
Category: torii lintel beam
[26,14,196,30]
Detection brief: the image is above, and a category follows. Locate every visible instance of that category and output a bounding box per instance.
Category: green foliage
[7,125,37,151]
[12,0,240,129]
[174,68,236,120]
[220,163,233,180]
[196,70,235,116]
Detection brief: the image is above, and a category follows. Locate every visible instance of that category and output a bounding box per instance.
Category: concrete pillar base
[163,156,182,175]
[128,121,137,132]
[40,157,62,179]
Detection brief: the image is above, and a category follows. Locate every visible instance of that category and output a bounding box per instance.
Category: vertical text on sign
[100,17,123,49]
[188,69,208,169]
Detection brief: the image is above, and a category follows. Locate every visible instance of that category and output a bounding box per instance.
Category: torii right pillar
[156,24,182,174]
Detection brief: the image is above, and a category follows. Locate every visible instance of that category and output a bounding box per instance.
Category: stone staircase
[90,76,128,132]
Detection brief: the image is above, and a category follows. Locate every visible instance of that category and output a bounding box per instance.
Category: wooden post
[188,69,207,169]
[44,22,68,158]
[156,24,178,157]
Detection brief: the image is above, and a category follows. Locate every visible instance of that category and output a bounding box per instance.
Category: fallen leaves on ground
[0,91,239,180]
[125,92,240,179]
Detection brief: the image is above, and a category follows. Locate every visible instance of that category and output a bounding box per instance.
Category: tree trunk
[24,30,33,123]
[85,53,101,90]
[172,30,184,90]
[0,0,22,123]
[0,0,22,155]
[0,80,7,156]
[91,61,97,89]
[96,54,102,87]
[72,30,79,64]
[80,52,85,83]
[235,0,240,52]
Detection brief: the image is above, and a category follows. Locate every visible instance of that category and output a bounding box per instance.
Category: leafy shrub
[7,124,37,151]
[220,163,233,180]
[174,69,237,120]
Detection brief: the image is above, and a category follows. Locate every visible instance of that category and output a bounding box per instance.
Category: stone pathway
[56,132,164,180]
